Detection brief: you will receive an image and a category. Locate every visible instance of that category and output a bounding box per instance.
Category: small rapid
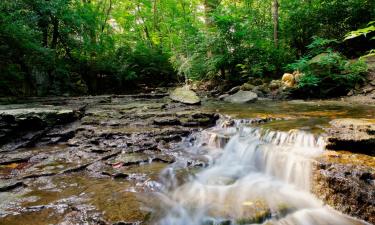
[148,119,369,225]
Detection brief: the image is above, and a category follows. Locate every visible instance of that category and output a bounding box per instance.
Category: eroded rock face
[169,87,201,105]
[224,90,258,104]
[0,105,85,151]
[313,152,375,224]
[326,118,375,155]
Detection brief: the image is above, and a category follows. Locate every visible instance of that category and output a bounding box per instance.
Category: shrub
[286,38,368,97]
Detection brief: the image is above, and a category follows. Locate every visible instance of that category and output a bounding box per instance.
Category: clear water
[150,119,370,225]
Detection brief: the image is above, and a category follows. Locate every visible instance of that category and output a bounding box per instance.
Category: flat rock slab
[224,90,258,104]
[326,118,375,154]
[169,87,201,105]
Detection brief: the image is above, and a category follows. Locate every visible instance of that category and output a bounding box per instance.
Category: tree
[272,0,279,48]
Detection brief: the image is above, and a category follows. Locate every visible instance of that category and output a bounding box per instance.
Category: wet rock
[224,91,258,104]
[38,126,77,146]
[0,153,31,165]
[0,105,84,151]
[110,153,150,166]
[155,134,183,142]
[326,119,375,155]
[218,94,230,101]
[227,86,241,95]
[313,162,375,224]
[153,117,181,126]
[112,222,141,225]
[0,95,221,224]
[113,173,130,179]
[0,181,25,192]
[152,155,175,164]
[169,87,201,105]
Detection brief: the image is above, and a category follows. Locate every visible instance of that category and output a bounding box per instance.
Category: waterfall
[147,120,369,225]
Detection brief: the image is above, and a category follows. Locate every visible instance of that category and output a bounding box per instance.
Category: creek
[0,97,373,225]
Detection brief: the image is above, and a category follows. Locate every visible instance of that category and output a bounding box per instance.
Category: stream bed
[0,96,374,225]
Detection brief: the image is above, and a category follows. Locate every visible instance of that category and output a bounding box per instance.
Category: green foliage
[0,0,373,96]
[306,37,339,56]
[286,39,368,97]
[282,0,375,54]
[345,21,375,40]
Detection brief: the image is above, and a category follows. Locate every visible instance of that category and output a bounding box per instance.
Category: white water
[148,120,368,225]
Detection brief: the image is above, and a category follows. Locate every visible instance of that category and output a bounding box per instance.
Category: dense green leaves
[286,39,368,97]
[345,21,375,41]
[0,0,374,96]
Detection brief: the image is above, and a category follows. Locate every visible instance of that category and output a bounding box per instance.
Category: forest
[1,0,374,97]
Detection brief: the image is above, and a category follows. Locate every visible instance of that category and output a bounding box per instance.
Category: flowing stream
[151,119,368,225]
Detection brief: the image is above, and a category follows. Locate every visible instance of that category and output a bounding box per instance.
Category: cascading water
[147,119,369,225]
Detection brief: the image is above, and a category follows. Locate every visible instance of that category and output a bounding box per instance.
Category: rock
[240,83,255,91]
[169,87,201,105]
[252,84,270,96]
[224,91,258,104]
[153,117,181,126]
[251,78,264,86]
[113,172,130,179]
[269,80,282,90]
[363,85,375,94]
[110,153,149,166]
[218,94,230,100]
[0,105,84,150]
[308,53,329,65]
[313,162,375,224]
[326,119,375,154]
[281,73,295,88]
[227,86,241,95]
[0,181,25,192]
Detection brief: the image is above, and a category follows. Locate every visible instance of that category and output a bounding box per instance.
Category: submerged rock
[326,118,375,155]
[224,90,258,104]
[169,87,201,105]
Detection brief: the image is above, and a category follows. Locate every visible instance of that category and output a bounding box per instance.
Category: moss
[236,209,271,224]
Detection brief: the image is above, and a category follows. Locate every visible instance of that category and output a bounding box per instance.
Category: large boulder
[224,90,258,104]
[169,87,201,105]
[326,118,375,154]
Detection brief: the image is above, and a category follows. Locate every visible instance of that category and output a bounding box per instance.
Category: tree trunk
[51,17,59,49]
[102,0,112,32]
[153,0,159,32]
[203,0,220,58]
[272,0,279,48]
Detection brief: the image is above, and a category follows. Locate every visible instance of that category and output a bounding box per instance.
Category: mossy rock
[224,91,258,104]
[169,87,201,105]
[240,83,255,91]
